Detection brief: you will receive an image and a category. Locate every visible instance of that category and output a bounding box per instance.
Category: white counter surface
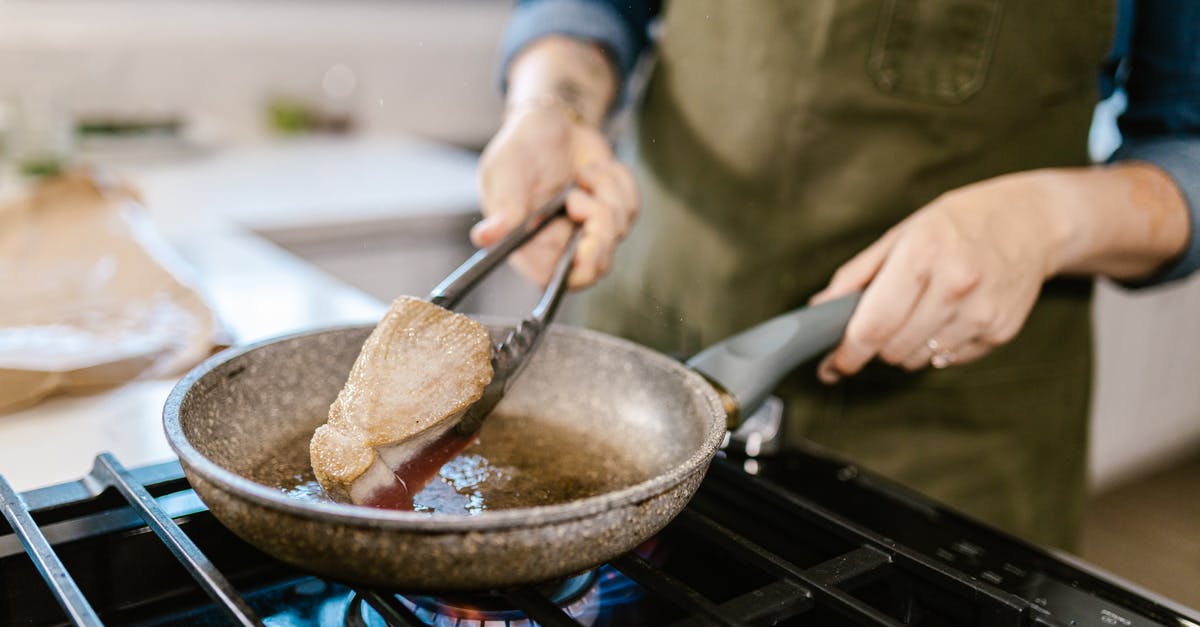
[4,136,1198,494]
[0,136,479,491]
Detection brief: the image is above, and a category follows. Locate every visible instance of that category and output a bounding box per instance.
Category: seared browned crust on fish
[310,296,493,503]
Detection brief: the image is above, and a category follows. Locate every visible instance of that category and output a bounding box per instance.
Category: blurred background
[0,0,1196,607]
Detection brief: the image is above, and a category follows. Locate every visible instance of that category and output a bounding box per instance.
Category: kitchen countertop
[5,135,1198,495]
[0,136,480,491]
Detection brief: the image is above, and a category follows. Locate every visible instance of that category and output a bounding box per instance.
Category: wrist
[505,93,586,127]
[1030,164,1189,280]
[1030,169,1091,279]
[506,36,616,128]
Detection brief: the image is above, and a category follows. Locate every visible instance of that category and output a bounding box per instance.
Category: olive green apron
[580,0,1115,549]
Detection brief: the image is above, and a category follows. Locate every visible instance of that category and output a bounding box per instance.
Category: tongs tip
[431,187,583,433]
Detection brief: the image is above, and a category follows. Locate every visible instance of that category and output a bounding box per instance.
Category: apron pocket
[868,0,1003,104]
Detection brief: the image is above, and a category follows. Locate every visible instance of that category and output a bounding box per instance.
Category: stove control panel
[756,452,1192,627]
[929,539,1167,627]
[1022,574,1165,627]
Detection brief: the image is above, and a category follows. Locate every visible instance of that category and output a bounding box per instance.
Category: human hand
[473,104,639,289]
[809,172,1070,382]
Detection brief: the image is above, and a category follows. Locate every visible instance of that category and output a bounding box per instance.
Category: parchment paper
[0,172,227,414]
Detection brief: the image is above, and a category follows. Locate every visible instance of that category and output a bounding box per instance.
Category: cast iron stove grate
[2,450,1197,626]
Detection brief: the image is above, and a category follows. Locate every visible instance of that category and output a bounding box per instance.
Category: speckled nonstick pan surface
[162,294,859,591]
[163,322,726,591]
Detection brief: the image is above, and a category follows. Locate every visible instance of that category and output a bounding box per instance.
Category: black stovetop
[2,446,1197,627]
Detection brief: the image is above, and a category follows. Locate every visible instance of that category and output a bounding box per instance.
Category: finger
[882,309,957,372]
[573,164,624,221]
[565,189,619,288]
[469,215,508,248]
[817,241,932,383]
[898,314,962,371]
[473,167,533,248]
[475,144,571,249]
[571,165,630,266]
[877,282,958,369]
[899,300,995,370]
[818,282,929,383]
[576,162,638,237]
[508,219,574,287]
[904,335,991,371]
[810,227,903,305]
[608,163,641,234]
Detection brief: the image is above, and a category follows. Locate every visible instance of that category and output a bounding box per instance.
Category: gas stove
[2,446,1197,626]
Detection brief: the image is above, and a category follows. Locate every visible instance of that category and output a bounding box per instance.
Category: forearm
[506,36,618,130]
[1042,163,1190,281]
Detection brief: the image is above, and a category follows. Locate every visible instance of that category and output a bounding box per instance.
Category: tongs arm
[428,187,573,310]
[427,189,583,435]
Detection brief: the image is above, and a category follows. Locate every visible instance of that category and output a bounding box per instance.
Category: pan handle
[686,292,861,426]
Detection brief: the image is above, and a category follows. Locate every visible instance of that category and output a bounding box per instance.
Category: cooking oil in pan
[275,413,648,514]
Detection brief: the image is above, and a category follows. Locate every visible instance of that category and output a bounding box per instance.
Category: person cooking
[473,0,1200,550]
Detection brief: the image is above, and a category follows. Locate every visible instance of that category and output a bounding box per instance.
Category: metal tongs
[428,188,582,435]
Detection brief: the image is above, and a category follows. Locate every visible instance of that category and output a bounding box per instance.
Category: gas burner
[348,570,603,627]
[5,454,1197,626]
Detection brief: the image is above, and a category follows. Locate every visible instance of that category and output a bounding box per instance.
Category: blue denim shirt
[501,0,1200,286]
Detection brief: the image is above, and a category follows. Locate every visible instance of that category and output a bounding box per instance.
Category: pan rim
[163,321,727,532]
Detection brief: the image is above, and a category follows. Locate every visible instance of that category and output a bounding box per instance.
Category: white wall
[0,0,511,147]
[1090,278,1200,489]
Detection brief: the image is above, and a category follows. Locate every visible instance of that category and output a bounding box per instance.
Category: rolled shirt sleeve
[1109,0,1200,285]
[498,0,653,90]
[1113,138,1200,284]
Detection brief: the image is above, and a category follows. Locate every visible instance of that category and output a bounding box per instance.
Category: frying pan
[162,294,859,590]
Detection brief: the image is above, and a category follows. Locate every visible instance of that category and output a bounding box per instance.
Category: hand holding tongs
[428,188,582,435]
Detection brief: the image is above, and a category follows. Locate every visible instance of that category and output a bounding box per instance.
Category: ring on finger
[926,338,956,369]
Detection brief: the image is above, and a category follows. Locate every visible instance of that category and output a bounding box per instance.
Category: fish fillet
[310,295,493,504]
